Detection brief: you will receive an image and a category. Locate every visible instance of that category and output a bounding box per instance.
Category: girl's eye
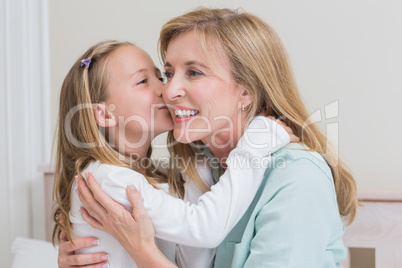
[137,79,148,85]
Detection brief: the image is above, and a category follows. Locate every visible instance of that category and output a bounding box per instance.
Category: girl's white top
[70,116,290,267]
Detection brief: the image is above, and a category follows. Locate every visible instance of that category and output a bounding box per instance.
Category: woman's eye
[137,79,148,85]
[187,70,203,77]
[163,71,173,78]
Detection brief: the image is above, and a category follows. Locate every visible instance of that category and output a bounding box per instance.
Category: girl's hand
[267,116,300,143]
[58,229,109,268]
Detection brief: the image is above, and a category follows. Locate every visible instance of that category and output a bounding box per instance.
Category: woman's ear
[93,103,116,128]
[240,89,253,110]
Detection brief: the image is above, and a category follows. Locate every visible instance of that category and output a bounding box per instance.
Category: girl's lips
[154,103,167,109]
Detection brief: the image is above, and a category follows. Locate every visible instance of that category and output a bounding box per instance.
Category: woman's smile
[173,105,200,123]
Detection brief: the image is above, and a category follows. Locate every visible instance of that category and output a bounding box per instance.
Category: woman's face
[163,31,245,145]
[105,45,173,147]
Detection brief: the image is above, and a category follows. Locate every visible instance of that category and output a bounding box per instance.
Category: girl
[71,7,358,267]
[53,40,295,267]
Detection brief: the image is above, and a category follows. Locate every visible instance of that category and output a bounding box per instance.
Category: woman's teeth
[175,109,199,118]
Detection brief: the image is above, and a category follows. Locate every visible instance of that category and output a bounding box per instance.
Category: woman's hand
[58,229,109,268]
[267,116,300,143]
[77,175,176,267]
[76,175,155,253]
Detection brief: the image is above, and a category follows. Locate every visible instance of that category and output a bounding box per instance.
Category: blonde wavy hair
[159,8,358,224]
[52,40,166,244]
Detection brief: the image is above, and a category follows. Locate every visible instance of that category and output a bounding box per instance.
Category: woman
[54,40,295,267]
[69,7,358,267]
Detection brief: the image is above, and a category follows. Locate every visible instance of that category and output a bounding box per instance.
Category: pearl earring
[242,104,245,111]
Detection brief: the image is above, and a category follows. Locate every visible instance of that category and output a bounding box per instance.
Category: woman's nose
[163,75,185,102]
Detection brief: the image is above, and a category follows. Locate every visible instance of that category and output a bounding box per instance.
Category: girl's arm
[78,116,291,248]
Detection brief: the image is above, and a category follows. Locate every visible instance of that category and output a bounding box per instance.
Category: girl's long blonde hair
[52,41,166,244]
[159,8,358,224]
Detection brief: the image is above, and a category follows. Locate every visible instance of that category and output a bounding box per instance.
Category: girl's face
[105,45,173,147]
[163,31,246,145]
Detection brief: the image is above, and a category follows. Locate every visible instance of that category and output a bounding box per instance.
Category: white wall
[49,0,402,191]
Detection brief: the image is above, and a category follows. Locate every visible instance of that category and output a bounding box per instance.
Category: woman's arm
[77,116,291,248]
